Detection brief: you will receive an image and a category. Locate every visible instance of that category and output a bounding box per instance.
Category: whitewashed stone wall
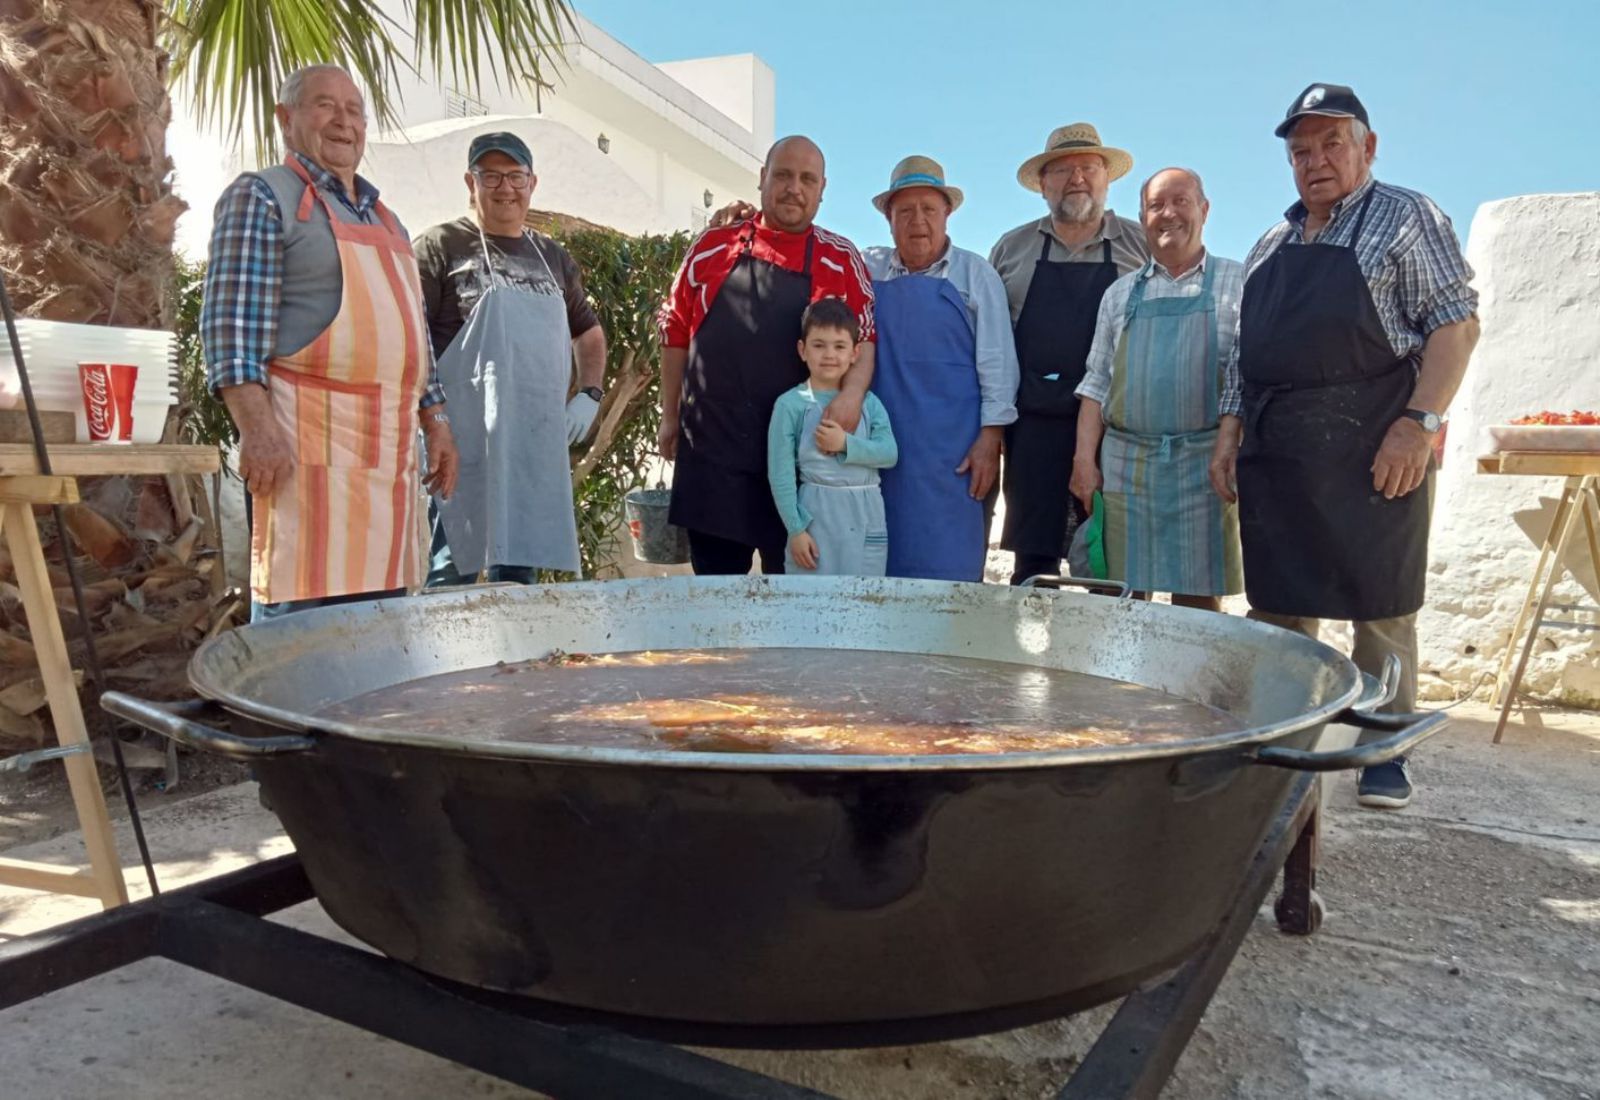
[1421,192,1600,704]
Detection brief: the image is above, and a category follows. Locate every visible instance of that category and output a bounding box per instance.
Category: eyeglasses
[1041,162,1104,183]
[474,169,531,190]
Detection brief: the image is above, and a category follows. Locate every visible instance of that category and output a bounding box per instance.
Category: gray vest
[250,163,409,358]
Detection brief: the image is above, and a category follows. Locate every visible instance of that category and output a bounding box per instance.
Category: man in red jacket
[657,135,876,575]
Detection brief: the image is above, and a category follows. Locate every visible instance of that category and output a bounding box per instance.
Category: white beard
[1052,192,1102,226]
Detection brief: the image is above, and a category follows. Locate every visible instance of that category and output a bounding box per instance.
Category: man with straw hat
[989,123,1148,586]
[860,156,1019,581]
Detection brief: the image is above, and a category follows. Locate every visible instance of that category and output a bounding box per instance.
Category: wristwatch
[1401,408,1443,433]
[579,386,604,402]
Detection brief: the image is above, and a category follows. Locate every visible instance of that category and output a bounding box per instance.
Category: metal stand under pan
[0,775,1320,1100]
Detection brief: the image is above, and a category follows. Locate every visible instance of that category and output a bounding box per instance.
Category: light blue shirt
[1077,250,1245,409]
[862,242,1020,427]
[767,385,898,537]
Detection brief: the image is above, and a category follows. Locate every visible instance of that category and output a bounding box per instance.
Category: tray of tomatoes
[1488,411,1600,452]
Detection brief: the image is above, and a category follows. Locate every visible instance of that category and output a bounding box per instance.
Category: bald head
[1139,166,1210,273]
[765,135,824,172]
[760,135,826,233]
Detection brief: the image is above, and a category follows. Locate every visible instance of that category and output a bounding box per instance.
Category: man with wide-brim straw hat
[988,123,1148,586]
[1013,123,1134,193]
[861,155,1019,581]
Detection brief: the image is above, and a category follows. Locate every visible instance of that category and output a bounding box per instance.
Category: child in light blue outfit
[767,298,898,575]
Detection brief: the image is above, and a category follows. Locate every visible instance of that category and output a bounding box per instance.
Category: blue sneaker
[1357,757,1412,809]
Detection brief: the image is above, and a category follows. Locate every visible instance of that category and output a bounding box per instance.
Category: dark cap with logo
[467,131,533,169]
[1274,83,1369,138]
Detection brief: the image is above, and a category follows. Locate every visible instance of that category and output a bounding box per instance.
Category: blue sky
[573,0,1595,259]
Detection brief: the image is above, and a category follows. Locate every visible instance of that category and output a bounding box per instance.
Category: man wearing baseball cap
[988,123,1150,585]
[414,130,610,583]
[861,156,1019,581]
[1209,83,1480,808]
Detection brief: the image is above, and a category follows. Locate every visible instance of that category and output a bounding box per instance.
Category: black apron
[1000,237,1119,557]
[1235,187,1429,621]
[669,230,814,549]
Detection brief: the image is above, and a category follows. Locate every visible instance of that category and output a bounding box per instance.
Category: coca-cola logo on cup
[79,363,115,441]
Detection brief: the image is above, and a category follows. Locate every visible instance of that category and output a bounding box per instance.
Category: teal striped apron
[1101,263,1243,596]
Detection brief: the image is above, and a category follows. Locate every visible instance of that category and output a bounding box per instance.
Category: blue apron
[871,275,986,581]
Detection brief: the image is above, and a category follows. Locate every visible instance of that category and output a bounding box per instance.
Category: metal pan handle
[0,743,93,774]
[1019,575,1133,599]
[100,693,318,759]
[1252,708,1447,772]
[1351,654,1401,712]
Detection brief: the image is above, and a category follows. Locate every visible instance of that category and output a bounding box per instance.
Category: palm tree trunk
[0,0,185,326]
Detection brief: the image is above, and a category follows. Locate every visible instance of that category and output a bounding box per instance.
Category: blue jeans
[425,502,535,587]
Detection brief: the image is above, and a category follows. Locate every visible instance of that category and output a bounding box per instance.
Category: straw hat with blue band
[1015,122,1133,193]
[872,155,964,214]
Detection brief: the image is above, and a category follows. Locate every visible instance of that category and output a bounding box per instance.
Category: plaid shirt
[201,152,444,407]
[1220,177,1477,417]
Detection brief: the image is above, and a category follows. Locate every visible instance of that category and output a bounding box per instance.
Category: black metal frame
[0,775,1318,1100]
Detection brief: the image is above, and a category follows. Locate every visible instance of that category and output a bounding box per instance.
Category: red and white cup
[78,363,138,443]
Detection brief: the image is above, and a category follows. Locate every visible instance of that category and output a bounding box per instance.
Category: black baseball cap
[467,131,533,169]
[1274,83,1369,138]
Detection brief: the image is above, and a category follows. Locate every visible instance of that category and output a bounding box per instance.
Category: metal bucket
[624,487,689,565]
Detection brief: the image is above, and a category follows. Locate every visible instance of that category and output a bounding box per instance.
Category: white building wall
[657,54,776,153]
[1421,192,1600,704]
[169,12,770,255]
[363,115,673,237]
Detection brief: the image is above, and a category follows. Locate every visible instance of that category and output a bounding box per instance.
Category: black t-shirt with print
[413,216,600,360]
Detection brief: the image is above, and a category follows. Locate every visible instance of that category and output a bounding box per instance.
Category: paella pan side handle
[100,692,318,759]
[1019,574,1132,600]
[1252,709,1448,772]
[1352,654,1401,712]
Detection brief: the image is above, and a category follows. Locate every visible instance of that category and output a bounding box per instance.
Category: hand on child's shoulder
[814,418,847,454]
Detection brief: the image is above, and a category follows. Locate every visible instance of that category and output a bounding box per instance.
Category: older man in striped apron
[1070,168,1243,609]
[202,65,459,620]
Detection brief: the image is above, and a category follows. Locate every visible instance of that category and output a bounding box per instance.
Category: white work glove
[565,392,600,445]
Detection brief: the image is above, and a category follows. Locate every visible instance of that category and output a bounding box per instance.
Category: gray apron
[433,228,580,574]
[788,399,888,576]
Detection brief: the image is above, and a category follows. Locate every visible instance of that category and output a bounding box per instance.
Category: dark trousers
[688,529,786,576]
[1009,553,1063,587]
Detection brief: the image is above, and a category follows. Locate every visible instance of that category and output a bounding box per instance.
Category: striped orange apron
[250,157,430,605]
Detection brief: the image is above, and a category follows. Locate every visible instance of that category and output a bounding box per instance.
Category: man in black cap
[1209,84,1480,808]
[415,131,609,584]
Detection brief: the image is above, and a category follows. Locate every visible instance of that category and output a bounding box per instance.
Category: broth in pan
[322,648,1241,755]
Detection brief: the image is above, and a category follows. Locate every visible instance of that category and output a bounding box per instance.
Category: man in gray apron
[989,124,1149,585]
[414,132,610,582]
[1210,84,1480,808]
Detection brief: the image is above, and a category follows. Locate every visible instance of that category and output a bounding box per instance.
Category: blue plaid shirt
[201,152,444,407]
[1220,177,1477,417]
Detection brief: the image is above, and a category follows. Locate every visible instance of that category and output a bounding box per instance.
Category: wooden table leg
[1581,478,1600,595]
[1493,481,1578,706]
[0,502,129,907]
[1493,480,1588,744]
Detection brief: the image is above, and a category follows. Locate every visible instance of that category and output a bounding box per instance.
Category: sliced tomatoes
[1510,410,1600,426]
